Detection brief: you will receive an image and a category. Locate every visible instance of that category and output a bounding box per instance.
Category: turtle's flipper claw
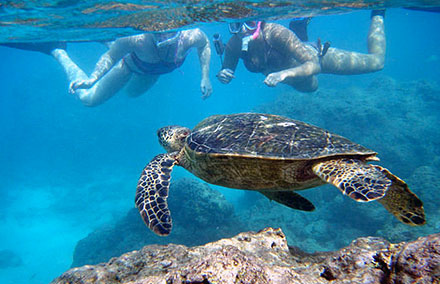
[135,153,177,236]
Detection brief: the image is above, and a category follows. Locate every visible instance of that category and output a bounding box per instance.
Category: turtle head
[158,126,190,153]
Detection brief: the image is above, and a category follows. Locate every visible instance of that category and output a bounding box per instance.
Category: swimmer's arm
[280,41,321,77]
[191,29,211,81]
[188,29,213,98]
[280,61,320,78]
[264,61,320,87]
[264,24,320,86]
[216,35,241,85]
[221,35,241,71]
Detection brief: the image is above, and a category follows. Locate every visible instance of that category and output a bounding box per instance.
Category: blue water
[1,8,439,284]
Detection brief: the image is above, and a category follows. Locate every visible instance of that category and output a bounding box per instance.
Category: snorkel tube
[155,31,181,48]
[251,21,261,40]
[242,21,261,51]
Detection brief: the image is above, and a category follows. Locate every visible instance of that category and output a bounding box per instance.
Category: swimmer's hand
[264,71,286,87]
[216,68,235,84]
[69,78,96,93]
[201,78,213,100]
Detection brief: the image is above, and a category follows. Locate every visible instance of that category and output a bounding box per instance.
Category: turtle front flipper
[135,153,177,236]
[373,165,425,226]
[259,191,315,211]
[312,158,391,202]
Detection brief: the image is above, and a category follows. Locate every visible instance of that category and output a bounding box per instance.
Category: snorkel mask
[228,21,259,34]
[228,21,261,51]
[154,31,181,48]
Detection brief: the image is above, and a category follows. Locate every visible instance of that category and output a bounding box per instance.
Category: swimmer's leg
[368,10,386,60]
[77,61,132,106]
[125,74,160,97]
[320,10,385,74]
[52,49,132,106]
[283,75,318,92]
[51,48,88,83]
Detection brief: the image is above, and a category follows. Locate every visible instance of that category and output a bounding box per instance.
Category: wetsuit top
[130,38,186,75]
[222,23,311,75]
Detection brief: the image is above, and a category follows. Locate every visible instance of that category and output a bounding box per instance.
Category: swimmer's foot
[0,42,66,55]
[371,9,386,18]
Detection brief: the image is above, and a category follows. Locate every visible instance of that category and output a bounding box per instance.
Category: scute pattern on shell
[187,113,375,159]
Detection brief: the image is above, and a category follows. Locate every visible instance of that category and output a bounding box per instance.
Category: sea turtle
[135,113,425,236]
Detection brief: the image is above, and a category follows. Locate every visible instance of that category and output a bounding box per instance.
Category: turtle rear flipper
[135,153,177,236]
[373,165,425,226]
[312,158,391,202]
[259,190,315,211]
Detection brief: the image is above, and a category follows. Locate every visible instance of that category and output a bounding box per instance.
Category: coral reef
[72,177,243,267]
[51,228,440,284]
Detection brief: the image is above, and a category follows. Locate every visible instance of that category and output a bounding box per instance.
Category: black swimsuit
[130,52,185,75]
[129,38,186,75]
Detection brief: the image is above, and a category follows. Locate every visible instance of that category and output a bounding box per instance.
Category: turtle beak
[157,127,172,151]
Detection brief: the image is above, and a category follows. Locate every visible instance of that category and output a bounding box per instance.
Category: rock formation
[52,228,439,284]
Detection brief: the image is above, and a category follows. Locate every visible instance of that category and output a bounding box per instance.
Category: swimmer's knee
[376,60,385,71]
[375,63,384,71]
[371,57,385,71]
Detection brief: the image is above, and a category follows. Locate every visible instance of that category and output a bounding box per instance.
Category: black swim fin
[289,17,311,42]
[0,42,66,55]
[371,9,386,18]
[404,7,440,13]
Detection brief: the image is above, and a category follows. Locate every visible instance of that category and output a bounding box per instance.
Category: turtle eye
[178,128,190,137]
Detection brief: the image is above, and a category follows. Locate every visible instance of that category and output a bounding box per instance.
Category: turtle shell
[186,113,375,160]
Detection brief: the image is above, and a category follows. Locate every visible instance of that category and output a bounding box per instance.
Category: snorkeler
[217,10,386,92]
[3,29,213,106]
